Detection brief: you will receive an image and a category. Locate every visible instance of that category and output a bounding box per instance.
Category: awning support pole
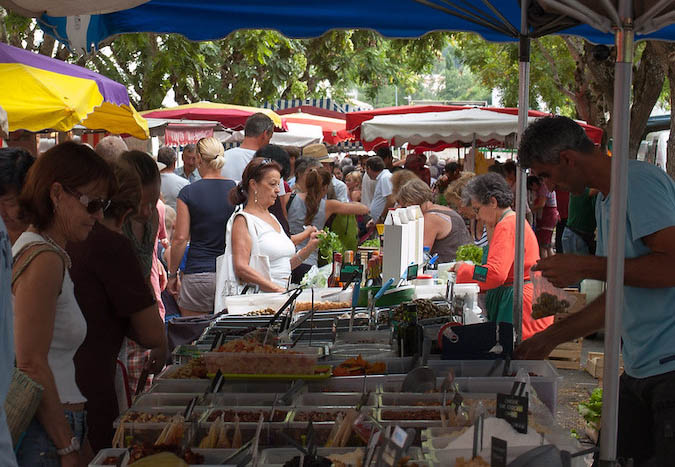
[599,0,632,465]
[513,0,530,345]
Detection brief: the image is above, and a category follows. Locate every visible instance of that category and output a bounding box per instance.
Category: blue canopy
[34,0,675,53]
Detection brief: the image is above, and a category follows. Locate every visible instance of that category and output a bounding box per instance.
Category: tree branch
[534,39,576,100]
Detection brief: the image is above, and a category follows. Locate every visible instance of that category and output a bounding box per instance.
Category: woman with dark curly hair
[451,172,552,340]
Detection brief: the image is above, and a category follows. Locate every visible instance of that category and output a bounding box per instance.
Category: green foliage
[317,227,344,263]
[361,238,380,248]
[455,244,484,264]
[451,33,577,116]
[577,388,603,428]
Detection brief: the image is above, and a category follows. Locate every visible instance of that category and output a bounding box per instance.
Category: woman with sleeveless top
[228,158,321,292]
[167,137,237,315]
[12,142,113,467]
[287,166,369,281]
[397,178,473,263]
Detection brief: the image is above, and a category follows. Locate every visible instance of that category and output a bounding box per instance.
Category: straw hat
[303,143,332,162]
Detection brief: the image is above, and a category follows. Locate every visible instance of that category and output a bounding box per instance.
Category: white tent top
[361,108,538,147]
[0,0,147,16]
[222,122,323,148]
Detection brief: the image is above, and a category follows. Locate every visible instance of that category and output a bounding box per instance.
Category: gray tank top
[427,208,473,263]
[287,195,327,266]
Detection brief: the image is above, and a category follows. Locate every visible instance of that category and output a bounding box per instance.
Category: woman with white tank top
[11,142,112,467]
[228,158,321,292]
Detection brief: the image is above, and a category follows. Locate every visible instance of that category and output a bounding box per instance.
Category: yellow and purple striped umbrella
[0,42,149,139]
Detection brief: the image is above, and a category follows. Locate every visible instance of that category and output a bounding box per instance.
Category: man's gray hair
[518,116,595,169]
[462,172,513,209]
[183,143,197,154]
[157,146,177,167]
[95,136,128,162]
[244,113,274,137]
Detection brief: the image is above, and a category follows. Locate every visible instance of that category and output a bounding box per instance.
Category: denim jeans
[561,227,591,255]
[16,410,87,467]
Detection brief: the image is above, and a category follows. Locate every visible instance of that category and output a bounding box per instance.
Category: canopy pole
[599,1,632,465]
[513,0,530,345]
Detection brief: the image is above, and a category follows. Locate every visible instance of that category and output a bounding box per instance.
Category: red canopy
[141,101,286,131]
[346,105,604,152]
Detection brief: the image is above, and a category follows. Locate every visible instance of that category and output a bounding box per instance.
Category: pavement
[553,334,605,443]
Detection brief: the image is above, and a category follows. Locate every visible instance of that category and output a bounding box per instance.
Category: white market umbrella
[270,122,323,147]
[360,107,538,147]
[0,0,149,16]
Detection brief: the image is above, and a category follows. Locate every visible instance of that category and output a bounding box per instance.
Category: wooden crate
[585,351,624,379]
[547,338,583,370]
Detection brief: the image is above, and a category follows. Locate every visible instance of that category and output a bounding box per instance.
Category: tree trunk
[663,44,675,180]
[629,42,667,158]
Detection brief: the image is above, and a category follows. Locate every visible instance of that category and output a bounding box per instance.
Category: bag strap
[286,192,297,211]
[12,241,67,288]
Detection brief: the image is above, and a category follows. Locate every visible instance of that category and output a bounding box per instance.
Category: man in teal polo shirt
[515,116,675,466]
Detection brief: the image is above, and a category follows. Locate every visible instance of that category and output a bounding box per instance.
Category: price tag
[496,393,529,434]
[491,437,507,467]
[376,426,410,467]
[390,426,408,448]
[472,265,488,282]
[406,264,419,280]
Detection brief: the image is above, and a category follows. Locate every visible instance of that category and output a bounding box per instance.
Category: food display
[294,410,346,422]
[205,338,317,374]
[112,415,185,449]
[166,357,208,379]
[246,308,276,316]
[333,355,386,376]
[101,444,204,465]
[455,457,489,467]
[381,409,444,421]
[295,301,351,312]
[197,413,245,449]
[387,299,450,323]
[119,412,172,423]
[205,409,288,422]
[532,292,570,319]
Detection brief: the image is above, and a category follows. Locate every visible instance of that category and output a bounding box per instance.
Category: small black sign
[473,265,488,282]
[491,437,507,467]
[406,264,419,280]
[496,393,528,434]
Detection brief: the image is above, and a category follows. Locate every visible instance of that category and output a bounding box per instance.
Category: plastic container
[307,375,387,393]
[200,407,291,423]
[294,393,377,407]
[150,378,211,394]
[223,293,289,316]
[114,407,203,428]
[133,393,291,409]
[203,351,317,375]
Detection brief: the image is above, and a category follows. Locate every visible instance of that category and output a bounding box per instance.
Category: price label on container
[496,393,528,434]
[491,437,507,467]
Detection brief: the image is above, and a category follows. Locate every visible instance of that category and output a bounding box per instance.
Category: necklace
[42,232,72,268]
[497,208,513,224]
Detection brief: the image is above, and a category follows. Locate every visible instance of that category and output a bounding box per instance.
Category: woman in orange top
[452,173,552,340]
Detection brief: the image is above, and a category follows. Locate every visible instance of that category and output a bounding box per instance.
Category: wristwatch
[167,271,179,279]
[56,436,80,456]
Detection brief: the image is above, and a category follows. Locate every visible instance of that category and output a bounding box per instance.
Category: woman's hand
[306,230,321,251]
[167,275,180,298]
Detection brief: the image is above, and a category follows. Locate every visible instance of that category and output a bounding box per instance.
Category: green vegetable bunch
[455,244,484,264]
[577,388,603,428]
[361,238,380,248]
[318,227,344,262]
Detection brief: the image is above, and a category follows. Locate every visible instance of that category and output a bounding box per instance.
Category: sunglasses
[63,186,111,214]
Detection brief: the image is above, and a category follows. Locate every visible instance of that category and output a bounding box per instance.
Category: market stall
[21,1,675,465]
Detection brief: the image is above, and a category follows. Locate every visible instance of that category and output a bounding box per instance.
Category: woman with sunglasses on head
[11,142,112,467]
[450,173,552,340]
[228,158,320,293]
[67,161,167,454]
[167,137,237,315]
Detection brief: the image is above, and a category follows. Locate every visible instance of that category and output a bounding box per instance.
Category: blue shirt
[595,160,675,378]
[174,166,201,183]
[0,218,18,465]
